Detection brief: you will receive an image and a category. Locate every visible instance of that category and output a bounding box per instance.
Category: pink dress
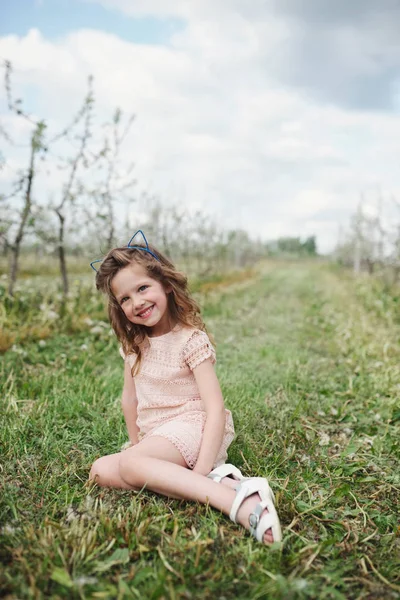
[120,326,235,468]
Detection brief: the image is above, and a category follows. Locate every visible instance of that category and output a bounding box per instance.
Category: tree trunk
[162,226,171,258]
[8,144,35,296]
[106,194,115,249]
[56,208,69,297]
[106,219,115,249]
[353,238,361,275]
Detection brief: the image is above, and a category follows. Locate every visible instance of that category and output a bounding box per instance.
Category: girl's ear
[165,284,173,294]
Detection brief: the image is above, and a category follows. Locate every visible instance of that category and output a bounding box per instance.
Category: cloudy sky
[1,0,400,252]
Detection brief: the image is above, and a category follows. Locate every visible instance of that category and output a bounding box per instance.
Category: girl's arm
[121,361,140,446]
[192,359,226,475]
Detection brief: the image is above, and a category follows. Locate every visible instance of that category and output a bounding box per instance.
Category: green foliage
[301,236,317,255]
[32,119,47,151]
[267,236,318,257]
[1,262,399,598]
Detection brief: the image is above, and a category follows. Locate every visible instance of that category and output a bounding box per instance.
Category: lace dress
[120,326,235,468]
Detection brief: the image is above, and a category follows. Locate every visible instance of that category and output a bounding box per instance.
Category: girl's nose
[133,295,145,309]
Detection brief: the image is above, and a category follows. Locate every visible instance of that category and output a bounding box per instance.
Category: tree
[53,76,94,296]
[302,236,317,255]
[86,108,136,252]
[1,60,47,295]
[1,61,134,295]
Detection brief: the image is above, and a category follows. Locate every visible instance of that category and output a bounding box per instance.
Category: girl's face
[111,262,172,337]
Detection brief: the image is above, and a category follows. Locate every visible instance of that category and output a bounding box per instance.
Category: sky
[1,0,400,253]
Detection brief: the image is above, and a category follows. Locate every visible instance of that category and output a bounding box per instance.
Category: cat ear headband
[90,230,160,272]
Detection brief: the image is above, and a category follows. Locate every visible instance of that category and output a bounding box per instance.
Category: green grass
[1,261,399,599]
[0,256,91,278]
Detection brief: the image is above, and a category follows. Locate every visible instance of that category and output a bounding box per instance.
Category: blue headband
[90,230,160,272]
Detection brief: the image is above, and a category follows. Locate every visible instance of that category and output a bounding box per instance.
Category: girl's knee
[89,456,109,486]
[118,452,143,487]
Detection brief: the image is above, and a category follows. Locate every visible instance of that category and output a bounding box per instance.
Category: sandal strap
[230,478,282,543]
[229,481,249,522]
[207,463,243,484]
[256,512,282,543]
[229,477,271,523]
[251,498,282,543]
[248,501,265,536]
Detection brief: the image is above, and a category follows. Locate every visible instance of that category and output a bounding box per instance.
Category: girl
[89,231,282,544]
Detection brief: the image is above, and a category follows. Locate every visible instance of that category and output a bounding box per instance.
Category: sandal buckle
[249,513,259,529]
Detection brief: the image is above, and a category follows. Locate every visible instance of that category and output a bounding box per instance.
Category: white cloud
[1,2,400,254]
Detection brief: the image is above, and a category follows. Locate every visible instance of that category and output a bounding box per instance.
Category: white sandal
[230,477,282,543]
[207,463,244,483]
[208,465,276,505]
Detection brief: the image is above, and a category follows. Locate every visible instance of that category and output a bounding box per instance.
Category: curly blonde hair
[95,244,208,375]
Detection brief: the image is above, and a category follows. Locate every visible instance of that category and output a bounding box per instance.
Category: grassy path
[1,262,399,599]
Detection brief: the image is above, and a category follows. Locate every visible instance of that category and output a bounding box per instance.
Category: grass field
[1,261,399,599]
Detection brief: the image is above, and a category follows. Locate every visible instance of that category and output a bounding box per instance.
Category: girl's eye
[138,285,148,292]
[120,297,129,305]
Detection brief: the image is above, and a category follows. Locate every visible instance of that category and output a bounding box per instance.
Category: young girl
[89,231,282,544]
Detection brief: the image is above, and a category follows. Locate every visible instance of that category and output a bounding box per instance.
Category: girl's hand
[121,361,140,445]
[192,359,227,474]
[192,463,212,476]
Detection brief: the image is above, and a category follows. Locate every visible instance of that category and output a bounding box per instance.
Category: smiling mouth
[137,305,154,319]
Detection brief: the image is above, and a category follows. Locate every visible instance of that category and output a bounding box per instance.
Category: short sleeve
[182,330,216,370]
[119,346,137,370]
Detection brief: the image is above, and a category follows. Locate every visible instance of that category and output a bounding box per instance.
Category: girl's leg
[89,452,133,489]
[118,437,275,543]
[89,437,187,489]
[90,443,239,491]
